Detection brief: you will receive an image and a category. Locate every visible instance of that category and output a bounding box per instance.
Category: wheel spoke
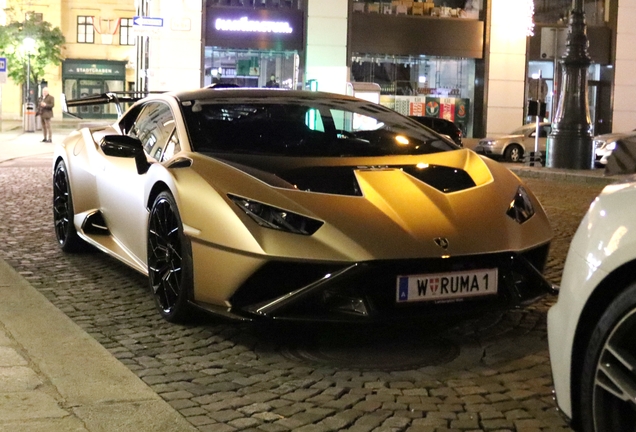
[596,355,636,403]
[596,328,636,404]
[592,307,636,432]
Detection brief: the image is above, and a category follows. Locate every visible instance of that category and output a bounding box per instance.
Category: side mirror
[100,135,151,175]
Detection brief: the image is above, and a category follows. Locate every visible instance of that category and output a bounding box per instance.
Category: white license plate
[396,268,498,303]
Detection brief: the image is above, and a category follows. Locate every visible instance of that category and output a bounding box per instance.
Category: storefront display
[352,55,477,137]
[62,59,128,119]
[205,5,304,89]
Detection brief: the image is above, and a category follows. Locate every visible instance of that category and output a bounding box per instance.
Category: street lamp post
[545,0,594,169]
[23,37,36,103]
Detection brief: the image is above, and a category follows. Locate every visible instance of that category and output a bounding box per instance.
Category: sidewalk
[0,125,628,431]
[0,125,197,431]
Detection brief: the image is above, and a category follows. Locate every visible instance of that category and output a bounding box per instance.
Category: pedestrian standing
[38,87,54,143]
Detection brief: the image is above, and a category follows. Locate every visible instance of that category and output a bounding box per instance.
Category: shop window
[208,0,301,9]
[25,11,43,22]
[204,48,299,89]
[351,54,476,138]
[77,16,95,44]
[119,18,135,46]
[351,0,481,19]
[533,0,606,25]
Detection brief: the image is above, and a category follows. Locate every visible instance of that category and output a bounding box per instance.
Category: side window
[128,102,179,162]
[161,131,181,162]
[330,108,383,132]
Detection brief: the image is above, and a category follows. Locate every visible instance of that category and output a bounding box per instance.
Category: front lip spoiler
[243,263,362,317]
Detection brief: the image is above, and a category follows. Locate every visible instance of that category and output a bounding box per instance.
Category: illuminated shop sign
[215,17,293,34]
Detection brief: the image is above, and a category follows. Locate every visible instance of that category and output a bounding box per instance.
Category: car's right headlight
[228,194,323,235]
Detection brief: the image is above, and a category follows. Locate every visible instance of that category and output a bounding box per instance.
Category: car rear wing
[61,91,162,119]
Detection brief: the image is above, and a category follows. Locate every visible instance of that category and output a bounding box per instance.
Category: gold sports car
[53,88,554,323]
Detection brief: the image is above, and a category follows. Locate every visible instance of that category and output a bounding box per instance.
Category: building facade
[0,0,136,120]
[1,0,634,138]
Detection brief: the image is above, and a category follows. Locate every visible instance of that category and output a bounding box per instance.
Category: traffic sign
[0,57,7,84]
[133,16,164,27]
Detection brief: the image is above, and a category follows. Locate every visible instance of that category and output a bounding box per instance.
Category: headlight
[593,140,606,149]
[506,186,535,224]
[229,194,323,235]
[606,141,617,151]
[479,140,495,146]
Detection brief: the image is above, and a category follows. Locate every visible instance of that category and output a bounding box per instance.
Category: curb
[0,258,198,432]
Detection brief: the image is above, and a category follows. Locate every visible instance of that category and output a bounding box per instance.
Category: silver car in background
[475,123,551,162]
[593,129,636,166]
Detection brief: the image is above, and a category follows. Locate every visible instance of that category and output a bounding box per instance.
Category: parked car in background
[548,178,636,431]
[475,123,551,162]
[409,116,463,146]
[54,88,554,324]
[593,128,636,166]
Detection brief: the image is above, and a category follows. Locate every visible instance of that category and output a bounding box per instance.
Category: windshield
[180,98,459,157]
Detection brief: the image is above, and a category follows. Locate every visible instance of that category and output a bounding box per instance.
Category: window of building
[351,55,476,138]
[77,16,94,44]
[25,11,43,22]
[533,0,606,25]
[119,18,135,46]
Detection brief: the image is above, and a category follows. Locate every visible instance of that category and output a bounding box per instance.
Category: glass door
[78,80,103,117]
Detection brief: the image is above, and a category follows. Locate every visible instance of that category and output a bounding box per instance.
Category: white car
[475,123,551,163]
[593,129,636,166]
[548,177,636,431]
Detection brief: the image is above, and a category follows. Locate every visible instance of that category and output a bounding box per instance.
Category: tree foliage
[0,11,65,90]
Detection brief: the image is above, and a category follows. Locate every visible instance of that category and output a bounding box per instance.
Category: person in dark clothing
[38,87,54,142]
[266,74,280,88]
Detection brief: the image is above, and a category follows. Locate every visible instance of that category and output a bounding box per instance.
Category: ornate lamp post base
[546,0,594,170]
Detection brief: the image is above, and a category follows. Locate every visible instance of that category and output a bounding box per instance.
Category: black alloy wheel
[504,144,523,163]
[147,191,194,323]
[580,282,636,431]
[52,160,85,252]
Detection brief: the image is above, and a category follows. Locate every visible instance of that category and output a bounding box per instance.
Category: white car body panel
[548,179,636,418]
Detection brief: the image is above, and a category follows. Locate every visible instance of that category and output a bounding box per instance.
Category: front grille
[229,244,551,322]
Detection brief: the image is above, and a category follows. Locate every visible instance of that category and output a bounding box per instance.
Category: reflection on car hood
[180,149,552,260]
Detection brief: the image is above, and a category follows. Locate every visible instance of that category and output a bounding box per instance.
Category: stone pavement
[0,124,196,431]
[0,124,628,431]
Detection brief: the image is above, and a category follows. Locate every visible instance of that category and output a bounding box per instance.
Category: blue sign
[0,57,6,72]
[133,16,164,27]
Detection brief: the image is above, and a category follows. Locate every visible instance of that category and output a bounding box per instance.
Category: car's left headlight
[507,186,535,224]
[606,141,617,151]
[229,194,323,235]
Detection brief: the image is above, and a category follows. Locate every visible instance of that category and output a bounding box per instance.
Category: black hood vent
[215,155,475,196]
[399,165,476,193]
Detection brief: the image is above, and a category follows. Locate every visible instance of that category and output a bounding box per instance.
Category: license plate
[396,268,498,303]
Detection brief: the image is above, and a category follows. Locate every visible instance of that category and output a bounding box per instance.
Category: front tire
[52,160,86,252]
[504,144,523,162]
[147,191,194,323]
[580,282,636,431]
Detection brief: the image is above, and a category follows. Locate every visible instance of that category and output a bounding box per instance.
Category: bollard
[23,102,36,132]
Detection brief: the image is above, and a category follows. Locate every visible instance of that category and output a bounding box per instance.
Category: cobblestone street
[0,160,607,432]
